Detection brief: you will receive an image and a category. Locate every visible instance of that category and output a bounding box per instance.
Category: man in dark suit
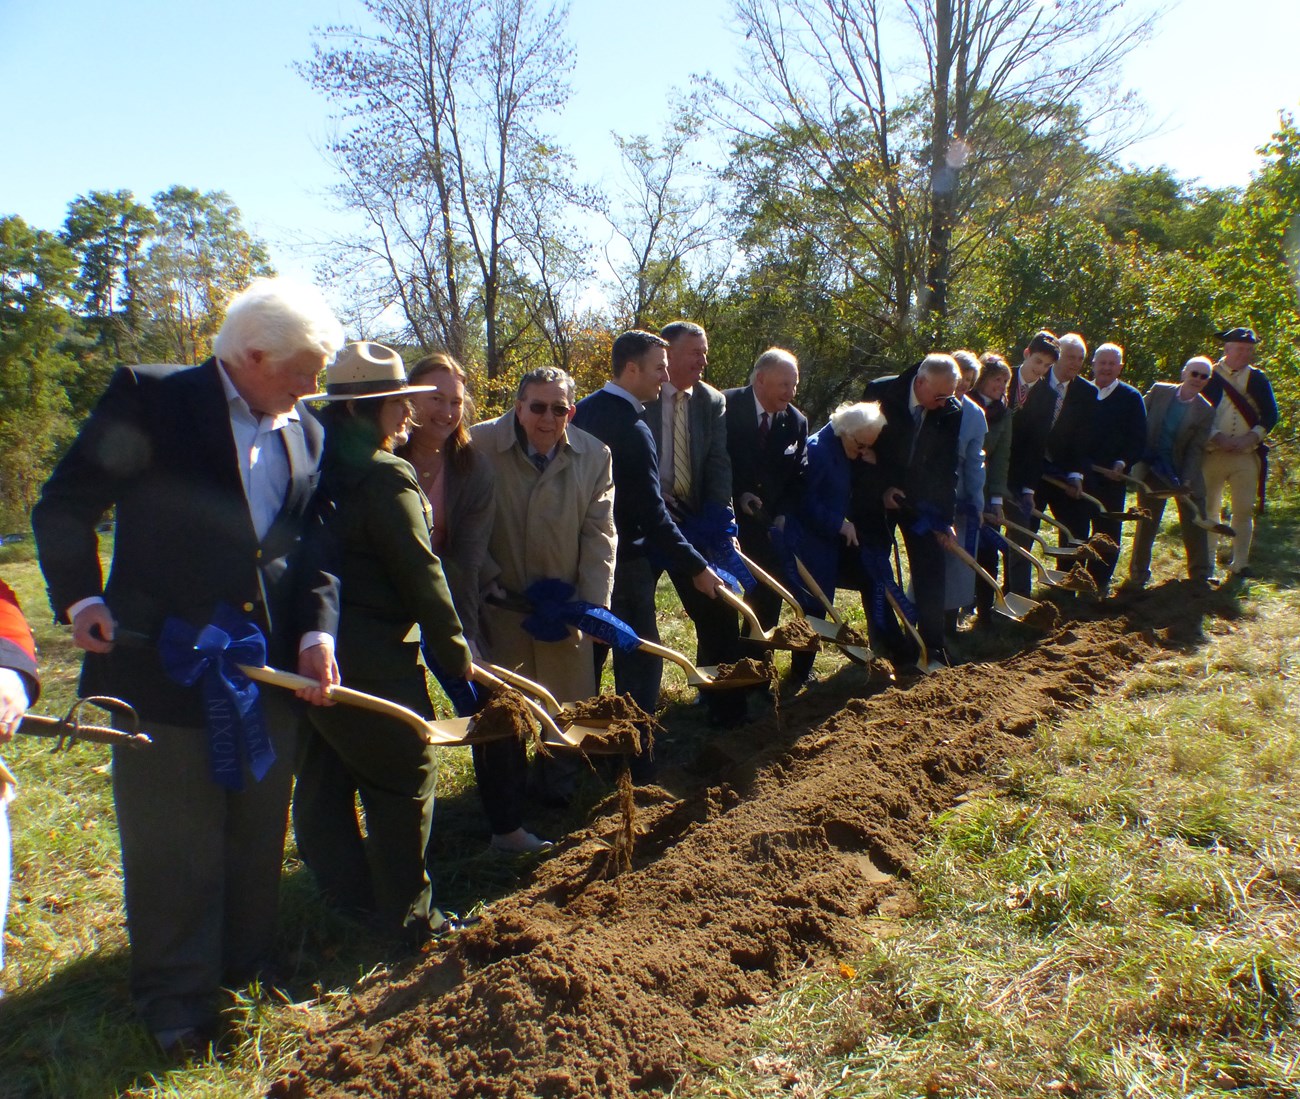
[1008,331,1059,412]
[645,321,743,724]
[1083,342,1147,591]
[32,278,344,1056]
[858,354,963,664]
[724,348,811,682]
[572,330,724,776]
[1006,331,1098,595]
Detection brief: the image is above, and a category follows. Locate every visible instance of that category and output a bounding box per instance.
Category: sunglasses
[525,401,571,417]
[1187,372,1211,380]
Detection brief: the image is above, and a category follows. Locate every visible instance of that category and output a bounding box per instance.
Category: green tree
[1212,110,1300,441]
[62,189,157,362]
[139,186,273,364]
[0,216,78,526]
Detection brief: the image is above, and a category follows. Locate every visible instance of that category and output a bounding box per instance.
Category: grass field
[1,498,1297,1098]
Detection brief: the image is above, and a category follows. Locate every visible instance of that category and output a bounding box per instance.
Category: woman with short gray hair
[777,401,886,626]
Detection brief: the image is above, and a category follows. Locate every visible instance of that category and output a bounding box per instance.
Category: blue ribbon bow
[158,605,274,791]
[520,579,643,652]
[673,503,755,593]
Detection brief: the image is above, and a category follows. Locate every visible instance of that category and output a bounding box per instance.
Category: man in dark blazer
[1006,331,1098,595]
[32,278,344,1056]
[1083,342,1147,591]
[645,321,743,724]
[724,348,811,681]
[1008,331,1059,412]
[572,330,724,777]
[857,354,963,664]
[1123,357,1216,588]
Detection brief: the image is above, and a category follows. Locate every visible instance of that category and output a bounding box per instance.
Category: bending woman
[293,341,474,945]
[399,353,548,855]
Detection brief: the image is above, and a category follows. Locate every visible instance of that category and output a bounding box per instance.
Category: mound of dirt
[271,616,1165,1099]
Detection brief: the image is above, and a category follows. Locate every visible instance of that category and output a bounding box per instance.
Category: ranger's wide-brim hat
[304,341,439,401]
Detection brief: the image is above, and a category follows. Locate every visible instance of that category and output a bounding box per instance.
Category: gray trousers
[1127,485,1212,584]
[113,691,297,1033]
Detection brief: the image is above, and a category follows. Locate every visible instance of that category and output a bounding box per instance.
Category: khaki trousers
[1202,448,1260,570]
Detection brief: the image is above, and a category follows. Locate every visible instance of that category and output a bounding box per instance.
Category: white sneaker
[489,829,553,854]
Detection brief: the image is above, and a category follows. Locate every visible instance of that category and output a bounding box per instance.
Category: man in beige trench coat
[473,366,616,798]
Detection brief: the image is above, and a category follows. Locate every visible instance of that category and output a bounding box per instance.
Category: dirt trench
[270,593,1202,1099]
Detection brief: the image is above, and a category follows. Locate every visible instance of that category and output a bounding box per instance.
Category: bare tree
[302,0,577,376]
[604,102,729,329]
[720,0,1154,346]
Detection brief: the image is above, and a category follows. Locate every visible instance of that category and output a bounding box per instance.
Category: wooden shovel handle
[636,640,709,683]
[734,549,804,614]
[717,585,769,639]
[793,557,844,625]
[480,662,563,715]
[239,664,437,741]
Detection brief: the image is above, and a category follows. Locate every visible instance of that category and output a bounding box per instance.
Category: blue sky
[1,0,1297,285]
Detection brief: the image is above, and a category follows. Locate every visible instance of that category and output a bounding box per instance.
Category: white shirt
[1095,378,1120,400]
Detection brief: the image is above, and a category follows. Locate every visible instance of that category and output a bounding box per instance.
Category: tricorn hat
[1214,326,1257,344]
[304,341,439,401]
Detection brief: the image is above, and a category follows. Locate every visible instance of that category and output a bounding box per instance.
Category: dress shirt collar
[217,360,301,430]
[662,380,693,403]
[1095,378,1120,400]
[752,389,779,425]
[602,379,645,413]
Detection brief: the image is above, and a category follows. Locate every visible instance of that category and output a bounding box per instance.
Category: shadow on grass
[0,948,167,1099]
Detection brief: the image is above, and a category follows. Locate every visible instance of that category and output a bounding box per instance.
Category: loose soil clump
[710,654,776,687]
[556,693,656,757]
[273,609,1186,1099]
[767,618,820,650]
[468,687,536,743]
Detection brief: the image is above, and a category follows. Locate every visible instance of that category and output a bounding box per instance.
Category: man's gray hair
[516,365,576,403]
[660,320,706,344]
[918,352,961,385]
[829,400,886,438]
[750,347,798,384]
[1059,332,1088,357]
[1094,341,1123,362]
[213,277,345,364]
[1182,355,1214,378]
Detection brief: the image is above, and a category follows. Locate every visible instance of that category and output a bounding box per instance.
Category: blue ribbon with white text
[159,606,274,791]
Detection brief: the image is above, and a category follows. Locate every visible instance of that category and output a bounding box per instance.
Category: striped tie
[672,390,692,500]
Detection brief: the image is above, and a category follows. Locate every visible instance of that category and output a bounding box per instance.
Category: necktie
[908,404,925,462]
[1050,380,1066,427]
[672,390,692,500]
[757,411,770,446]
[531,452,548,474]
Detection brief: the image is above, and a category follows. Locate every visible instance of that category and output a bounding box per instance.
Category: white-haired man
[1083,342,1146,592]
[33,277,345,1057]
[725,348,811,682]
[1123,356,1216,589]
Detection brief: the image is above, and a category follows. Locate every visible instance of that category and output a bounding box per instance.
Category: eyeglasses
[526,401,571,417]
[1187,372,1211,380]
